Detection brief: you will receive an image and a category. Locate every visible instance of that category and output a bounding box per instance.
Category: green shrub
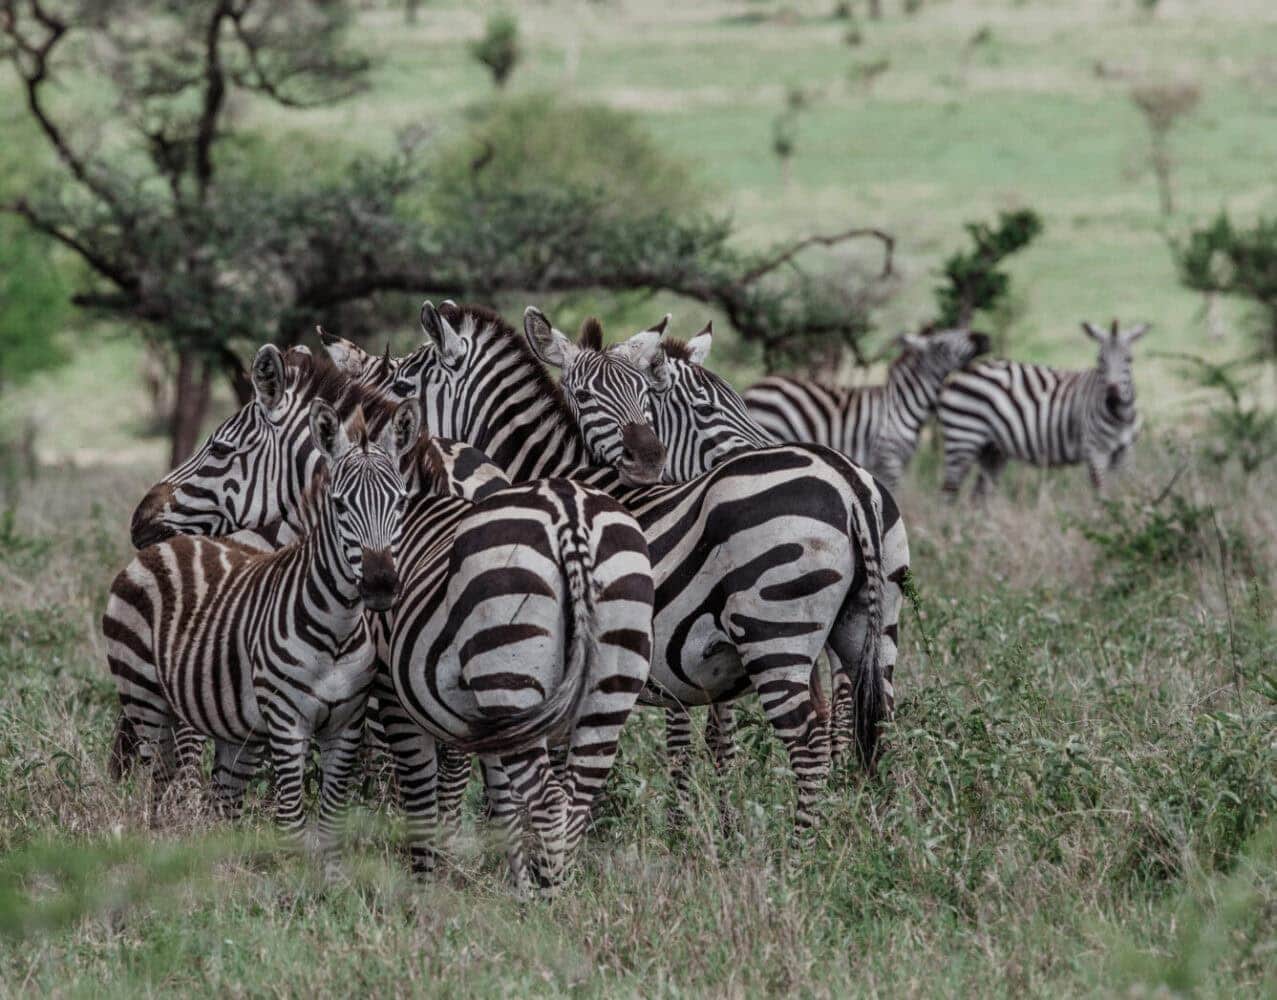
[470,12,521,89]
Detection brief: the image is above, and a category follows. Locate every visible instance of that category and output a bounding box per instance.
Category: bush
[470,12,521,89]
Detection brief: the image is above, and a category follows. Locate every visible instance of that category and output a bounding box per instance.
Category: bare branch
[6,198,138,292]
[739,227,895,285]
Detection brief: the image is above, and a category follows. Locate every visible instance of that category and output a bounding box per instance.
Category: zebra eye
[573,387,593,404]
[209,441,235,459]
[332,496,349,514]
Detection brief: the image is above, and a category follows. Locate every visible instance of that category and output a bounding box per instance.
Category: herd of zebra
[102,301,1147,892]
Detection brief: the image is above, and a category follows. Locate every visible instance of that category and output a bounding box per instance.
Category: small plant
[934,209,1043,327]
[1130,78,1201,216]
[1175,212,1277,362]
[1080,489,1218,594]
[848,56,889,94]
[1169,354,1277,474]
[771,85,810,186]
[471,12,521,89]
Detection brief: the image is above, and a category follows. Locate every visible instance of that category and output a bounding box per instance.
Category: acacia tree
[3,1,892,464]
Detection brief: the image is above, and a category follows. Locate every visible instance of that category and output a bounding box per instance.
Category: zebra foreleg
[210,739,262,821]
[316,721,366,875]
[706,703,741,838]
[267,725,311,851]
[972,446,1007,501]
[663,705,695,830]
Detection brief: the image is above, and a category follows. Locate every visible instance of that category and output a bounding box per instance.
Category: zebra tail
[850,489,887,772]
[455,534,597,756]
[108,711,141,780]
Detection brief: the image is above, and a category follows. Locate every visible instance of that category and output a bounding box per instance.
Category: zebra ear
[318,326,369,377]
[1122,323,1150,344]
[523,306,579,370]
[900,333,927,353]
[686,323,712,366]
[309,399,351,463]
[420,301,465,363]
[251,344,286,413]
[1081,321,1105,342]
[614,329,669,390]
[380,399,421,459]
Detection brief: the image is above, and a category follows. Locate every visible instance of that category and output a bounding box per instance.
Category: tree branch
[739,226,895,285]
[6,199,139,292]
[195,1,234,202]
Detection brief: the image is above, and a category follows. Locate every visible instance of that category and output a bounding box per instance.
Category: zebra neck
[295,501,365,632]
[884,357,945,433]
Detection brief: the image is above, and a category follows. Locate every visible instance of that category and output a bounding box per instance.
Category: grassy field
[2,1,1277,995]
[0,438,1274,995]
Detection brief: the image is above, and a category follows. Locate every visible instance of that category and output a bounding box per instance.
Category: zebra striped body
[743,327,989,488]
[377,302,899,832]
[106,402,414,865]
[937,321,1147,498]
[128,350,653,892]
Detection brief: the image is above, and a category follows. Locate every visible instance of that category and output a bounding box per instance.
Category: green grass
[0,438,1273,995]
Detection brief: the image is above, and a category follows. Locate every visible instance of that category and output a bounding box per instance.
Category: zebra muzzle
[358,547,401,612]
[618,423,667,486]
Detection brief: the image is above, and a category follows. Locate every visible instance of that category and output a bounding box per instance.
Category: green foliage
[429,94,704,219]
[470,12,521,89]
[1169,353,1277,473]
[934,208,1043,327]
[1079,490,1217,594]
[0,220,69,393]
[1175,212,1277,359]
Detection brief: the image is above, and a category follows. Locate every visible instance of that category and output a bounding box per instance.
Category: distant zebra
[744,327,990,488]
[599,320,910,765]
[937,320,1148,499]
[106,400,417,868]
[128,347,654,893]
[366,302,893,834]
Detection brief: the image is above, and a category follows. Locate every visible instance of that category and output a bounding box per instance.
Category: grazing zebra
[609,320,910,766]
[743,326,990,488]
[128,347,654,893]
[369,301,892,834]
[105,399,417,868]
[937,319,1148,499]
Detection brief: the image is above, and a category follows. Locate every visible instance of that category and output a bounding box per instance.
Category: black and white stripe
[937,320,1147,499]
[106,399,416,867]
[377,302,896,833]
[743,327,990,489]
[127,350,653,893]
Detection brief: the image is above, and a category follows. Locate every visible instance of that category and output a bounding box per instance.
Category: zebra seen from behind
[377,301,893,834]
[106,398,418,869]
[937,319,1148,500]
[744,326,990,489]
[595,319,910,767]
[127,346,655,894]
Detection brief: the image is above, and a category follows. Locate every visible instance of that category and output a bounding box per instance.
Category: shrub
[470,12,521,89]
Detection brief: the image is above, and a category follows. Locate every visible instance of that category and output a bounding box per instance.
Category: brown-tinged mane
[283,347,399,434]
[436,301,585,449]
[660,338,693,363]
[578,317,604,352]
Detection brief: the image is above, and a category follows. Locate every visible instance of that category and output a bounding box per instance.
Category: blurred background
[2,0,1275,476]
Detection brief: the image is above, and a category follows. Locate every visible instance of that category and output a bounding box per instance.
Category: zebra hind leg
[663,705,695,831]
[706,703,741,839]
[211,739,262,821]
[972,445,1007,502]
[436,743,471,844]
[499,745,569,897]
[479,755,533,896]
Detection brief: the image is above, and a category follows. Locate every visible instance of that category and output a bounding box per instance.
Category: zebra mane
[438,301,585,448]
[285,346,399,433]
[659,338,693,363]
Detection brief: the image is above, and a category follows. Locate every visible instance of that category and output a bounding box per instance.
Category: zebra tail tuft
[851,489,887,773]
[108,712,141,780]
[455,531,596,756]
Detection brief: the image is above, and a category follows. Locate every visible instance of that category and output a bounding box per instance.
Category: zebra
[606,320,910,765]
[743,326,990,489]
[105,399,417,869]
[370,301,893,834]
[937,319,1148,499]
[128,346,654,893]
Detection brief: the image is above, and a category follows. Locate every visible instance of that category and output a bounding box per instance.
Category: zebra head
[522,307,667,485]
[898,326,991,379]
[308,399,418,612]
[317,328,396,388]
[615,320,772,481]
[1082,319,1148,419]
[130,345,402,549]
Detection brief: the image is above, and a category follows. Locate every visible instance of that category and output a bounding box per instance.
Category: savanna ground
[2,0,1276,996]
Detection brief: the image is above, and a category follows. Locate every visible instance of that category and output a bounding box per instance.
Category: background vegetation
[1,0,1275,994]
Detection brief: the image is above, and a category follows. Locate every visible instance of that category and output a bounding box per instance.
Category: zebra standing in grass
[367,301,893,834]
[106,399,417,867]
[609,321,910,768]
[744,326,991,489]
[937,320,1148,499]
[128,347,654,893]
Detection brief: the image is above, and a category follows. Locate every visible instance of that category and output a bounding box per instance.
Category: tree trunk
[169,349,213,468]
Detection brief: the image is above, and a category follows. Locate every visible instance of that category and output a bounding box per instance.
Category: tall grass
[0,433,1272,995]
